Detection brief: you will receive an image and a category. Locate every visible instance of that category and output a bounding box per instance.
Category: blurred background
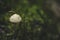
[0,0,60,40]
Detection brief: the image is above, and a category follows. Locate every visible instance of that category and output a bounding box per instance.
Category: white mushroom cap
[9,14,22,23]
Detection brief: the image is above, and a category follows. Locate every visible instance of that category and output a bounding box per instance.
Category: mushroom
[9,14,22,23]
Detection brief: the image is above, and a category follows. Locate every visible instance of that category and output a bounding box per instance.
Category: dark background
[0,0,60,40]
